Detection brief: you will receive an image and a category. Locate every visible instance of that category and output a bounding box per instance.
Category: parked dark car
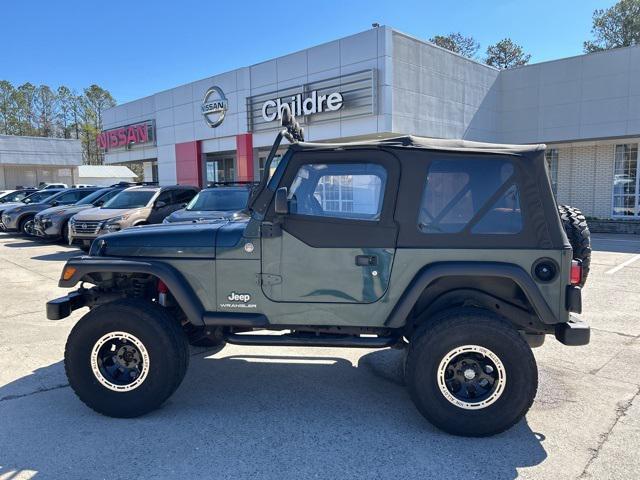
[34,186,128,241]
[162,184,252,224]
[2,188,99,235]
[0,189,64,229]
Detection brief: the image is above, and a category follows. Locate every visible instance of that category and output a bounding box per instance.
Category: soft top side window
[418,158,522,235]
[288,163,387,221]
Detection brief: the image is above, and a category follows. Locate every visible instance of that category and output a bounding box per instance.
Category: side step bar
[225,333,400,348]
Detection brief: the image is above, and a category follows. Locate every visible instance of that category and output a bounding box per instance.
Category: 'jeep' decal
[227,292,251,303]
[220,292,257,309]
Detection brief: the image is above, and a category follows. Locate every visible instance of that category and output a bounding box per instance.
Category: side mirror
[274,187,289,215]
[95,200,104,206]
[181,203,187,208]
[51,200,59,206]
[155,200,167,209]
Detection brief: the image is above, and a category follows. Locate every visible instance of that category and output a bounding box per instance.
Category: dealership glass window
[545,149,558,195]
[206,157,235,183]
[612,144,639,217]
[288,163,387,220]
[259,154,282,182]
[418,158,519,234]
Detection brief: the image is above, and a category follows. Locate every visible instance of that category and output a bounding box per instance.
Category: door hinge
[261,221,282,238]
[258,273,282,286]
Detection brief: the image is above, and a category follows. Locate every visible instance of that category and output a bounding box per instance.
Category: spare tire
[557,205,591,287]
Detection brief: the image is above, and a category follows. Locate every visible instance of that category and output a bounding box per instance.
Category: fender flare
[59,257,205,326]
[384,261,558,328]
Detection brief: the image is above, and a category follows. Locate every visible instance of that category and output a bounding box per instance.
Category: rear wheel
[405,308,538,437]
[558,204,591,286]
[64,299,189,418]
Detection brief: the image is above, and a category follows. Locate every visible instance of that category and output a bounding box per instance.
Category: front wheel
[405,308,538,437]
[64,299,189,417]
[20,216,35,235]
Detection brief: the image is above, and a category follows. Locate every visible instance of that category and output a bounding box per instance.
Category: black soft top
[291,135,546,155]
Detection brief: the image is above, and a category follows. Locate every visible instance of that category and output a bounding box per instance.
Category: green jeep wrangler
[48,111,590,437]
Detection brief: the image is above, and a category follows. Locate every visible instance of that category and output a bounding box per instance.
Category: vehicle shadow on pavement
[29,250,81,262]
[2,240,57,249]
[0,350,547,479]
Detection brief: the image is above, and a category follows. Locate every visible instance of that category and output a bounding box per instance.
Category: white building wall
[103,26,395,187]
[100,27,640,218]
[391,31,500,142]
[0,135,82,166]
[497,45,640,144]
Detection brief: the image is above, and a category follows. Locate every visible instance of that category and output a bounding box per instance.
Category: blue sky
[1,0,616,103]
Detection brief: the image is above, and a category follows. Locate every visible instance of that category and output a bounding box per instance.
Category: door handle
[355,255,378,267]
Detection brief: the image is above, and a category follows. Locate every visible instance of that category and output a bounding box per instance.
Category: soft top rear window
[418,158,522,235]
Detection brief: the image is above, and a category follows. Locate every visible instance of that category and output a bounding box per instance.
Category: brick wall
[553,140,636,219]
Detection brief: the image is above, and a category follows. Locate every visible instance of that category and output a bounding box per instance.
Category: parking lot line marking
[605,254,640,275]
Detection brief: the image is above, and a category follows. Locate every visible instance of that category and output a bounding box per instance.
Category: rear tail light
[570,260,582,285]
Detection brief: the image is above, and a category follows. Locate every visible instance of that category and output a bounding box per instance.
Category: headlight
[104,215,128,225]
[103,215,129,232]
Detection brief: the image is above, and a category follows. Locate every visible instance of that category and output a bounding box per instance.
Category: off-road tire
[64,299,189,418]
[405,307,538,437]
[558,204,591,287]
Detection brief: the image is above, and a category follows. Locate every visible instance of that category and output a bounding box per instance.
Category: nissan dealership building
[101,26,640,222]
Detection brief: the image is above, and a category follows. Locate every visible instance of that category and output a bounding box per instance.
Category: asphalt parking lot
[0,233,639,479]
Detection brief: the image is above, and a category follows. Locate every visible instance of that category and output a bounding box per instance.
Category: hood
[93,220,248,258]
[72,207,140,221]
[165,208,231,223]
[37,204,92,219]
[0,202,25,214]
[3,203,50,216]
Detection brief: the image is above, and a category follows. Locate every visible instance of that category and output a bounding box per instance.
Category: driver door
[260,150,399,304]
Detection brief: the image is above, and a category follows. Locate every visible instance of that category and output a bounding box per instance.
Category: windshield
[102,190,155,209]
[23,191,58,204]
[76,188,112,206]
[0,191,22,203]
[186,189,249,211]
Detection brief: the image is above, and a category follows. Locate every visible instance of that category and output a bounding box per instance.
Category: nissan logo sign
[201,86,228,128]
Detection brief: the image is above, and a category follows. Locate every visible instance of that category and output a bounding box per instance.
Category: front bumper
[46,290,88,320]
[1,214,19,231]
[33,218,63,238]
[554,315,590,346]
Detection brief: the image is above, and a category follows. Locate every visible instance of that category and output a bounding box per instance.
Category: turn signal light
[62,266,77,281]
[157,279,169,294]
[570,260,582,285]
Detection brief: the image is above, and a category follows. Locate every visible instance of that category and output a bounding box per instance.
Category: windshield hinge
[261,221,282,238]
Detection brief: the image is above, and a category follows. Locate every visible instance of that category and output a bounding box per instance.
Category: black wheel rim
[437,345,506,409]
[90,332,150,392]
